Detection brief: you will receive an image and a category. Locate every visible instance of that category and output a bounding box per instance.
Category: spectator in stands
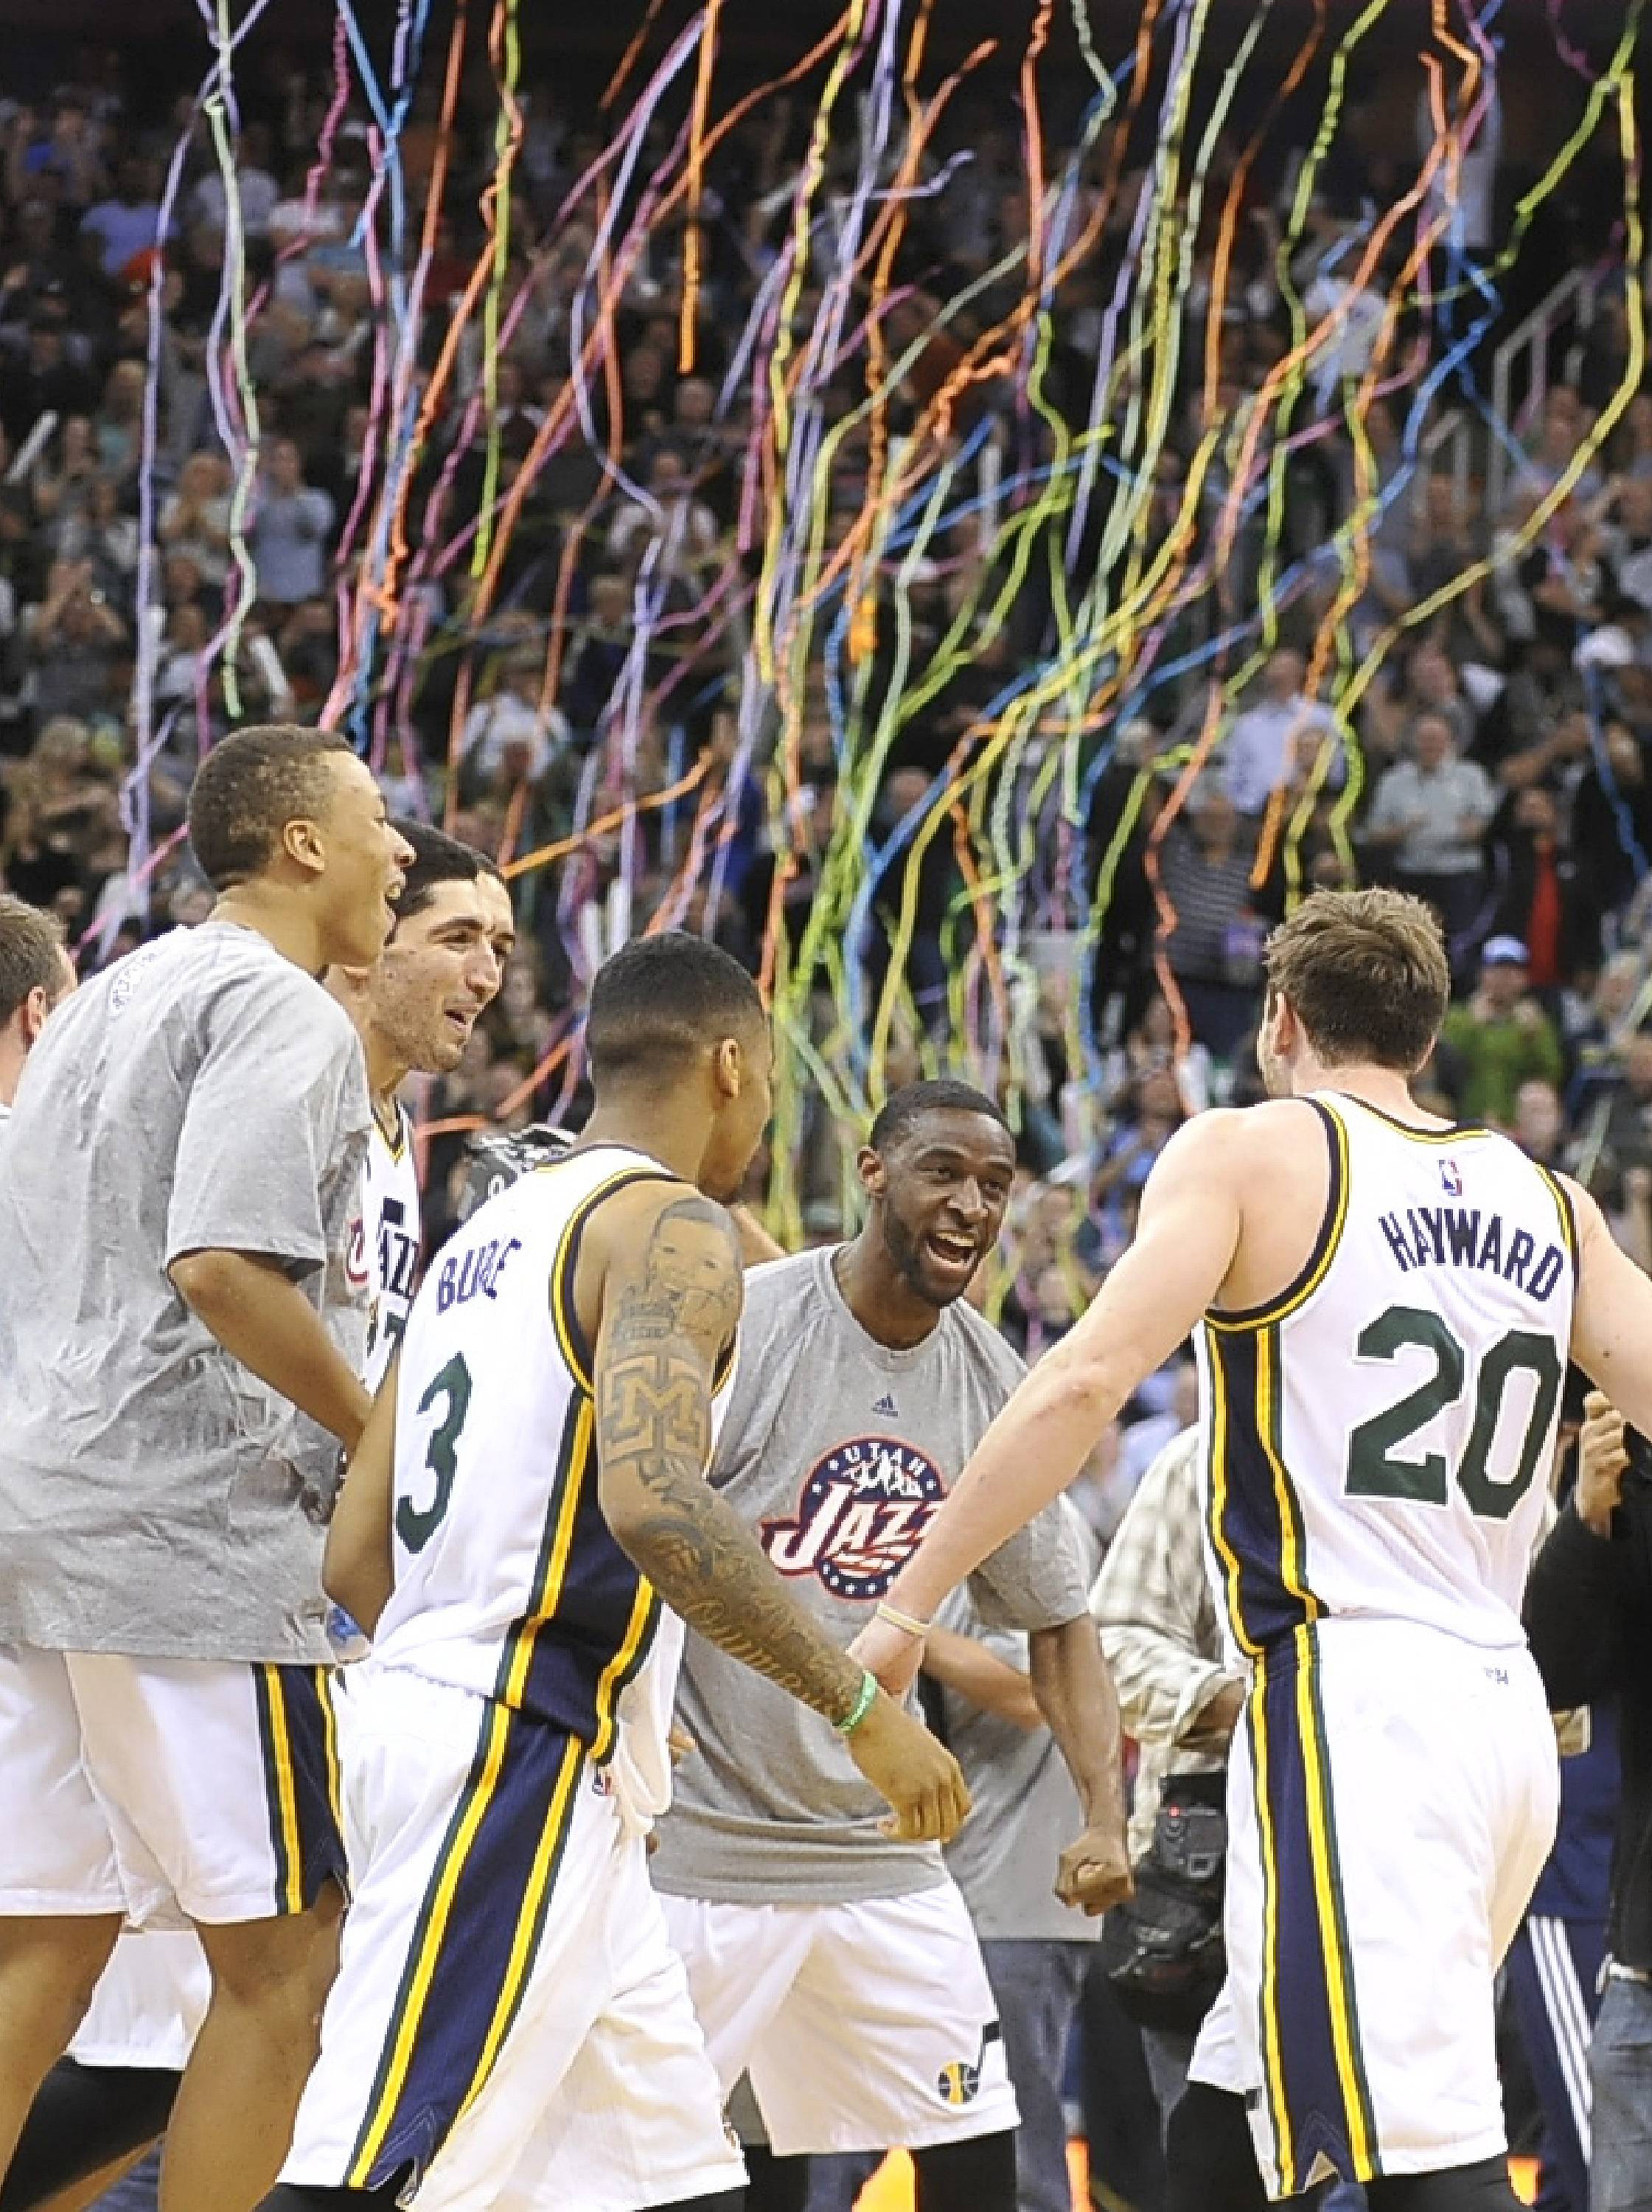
[1362,708,1494,945]
[1157,788,1264,1059]
[459,644,571,799]
[1437,933,1565,1125]
[248,434,335,608]
[21,556,126,726]
[1221,647,1341,818]
[158,450,232,592]
[77,153,165,280]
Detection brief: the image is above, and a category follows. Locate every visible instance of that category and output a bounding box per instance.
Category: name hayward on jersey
[372,1144,735,1816]
[360,1105,421,1392]
[1198,1092,1577,1658]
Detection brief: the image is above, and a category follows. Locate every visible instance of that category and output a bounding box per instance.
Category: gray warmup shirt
[0,923,369,1663]
[651,1245,1090,1906]
[933,1504,1103,1945]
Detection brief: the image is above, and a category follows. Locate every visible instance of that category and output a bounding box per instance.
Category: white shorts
[1189,1621,1559,2198]
[281,1663,743,2212]
[660,1882,1020,2154]
[0,1646,346,1928]
[69,1933,210,2070]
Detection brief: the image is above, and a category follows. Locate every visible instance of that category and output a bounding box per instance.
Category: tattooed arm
[590,1185,970,1843]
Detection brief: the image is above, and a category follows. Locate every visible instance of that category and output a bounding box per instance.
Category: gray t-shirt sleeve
[165,967,359,1275]
[958,1313,1090,1632]
[968,1496,1092,1632]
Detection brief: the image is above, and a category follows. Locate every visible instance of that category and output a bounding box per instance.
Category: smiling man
[330,821,507,1386]
[650,1078,1131,2212]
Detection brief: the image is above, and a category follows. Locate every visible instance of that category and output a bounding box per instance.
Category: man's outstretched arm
[857,1115,1243,1684]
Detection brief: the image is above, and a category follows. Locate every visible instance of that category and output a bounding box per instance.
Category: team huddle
[2,723,1651,2212]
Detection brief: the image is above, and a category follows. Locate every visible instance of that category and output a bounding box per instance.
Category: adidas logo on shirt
[871,1392,899,1417]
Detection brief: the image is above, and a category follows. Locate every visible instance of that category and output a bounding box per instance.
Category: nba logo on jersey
[1440,1158,1463,1197]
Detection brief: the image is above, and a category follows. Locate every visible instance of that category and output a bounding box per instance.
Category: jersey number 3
[1345,1306,1561,1520]
[397,1352,474,1554]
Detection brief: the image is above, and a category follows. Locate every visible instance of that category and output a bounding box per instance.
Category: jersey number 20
[1345,1305,1562,1519]
[397,1352,473,1554]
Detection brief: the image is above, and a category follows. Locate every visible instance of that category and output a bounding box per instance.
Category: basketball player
[0,727,412,2212]
[257,933,967,2212]
[650,1079,1130,2212]
[331,820,509,1390]
[855,887,1652,2211]
[2,822,512,2212]
[0,895,76,1118]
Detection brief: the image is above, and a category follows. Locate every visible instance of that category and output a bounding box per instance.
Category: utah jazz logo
[760,1439,945,1599]
[937,2023,1002,2107]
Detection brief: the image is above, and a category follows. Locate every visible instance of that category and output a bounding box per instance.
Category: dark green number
[1457,1331,1563,1520]
[397,1352,473,1554]
[1346,1307,1463,1503]
[1346,1307,1558,1521]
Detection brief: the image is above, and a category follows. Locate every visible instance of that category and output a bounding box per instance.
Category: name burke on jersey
[1378,1205,1565,1298]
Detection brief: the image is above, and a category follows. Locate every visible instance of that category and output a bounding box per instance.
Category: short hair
[868,1079,1011,1154]
[390,818,489,928]
[0,894,68,1026]
[1263,888,1451,1074]
[585,931,764,1088]
[187,726,356,891]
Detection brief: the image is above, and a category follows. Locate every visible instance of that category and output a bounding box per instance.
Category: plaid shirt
[1090,1425,1243,1863]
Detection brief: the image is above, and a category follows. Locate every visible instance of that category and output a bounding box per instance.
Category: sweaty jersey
[1198,1091,1576,1658]
[371,1144,729,1809]
[360,1103,421,1392]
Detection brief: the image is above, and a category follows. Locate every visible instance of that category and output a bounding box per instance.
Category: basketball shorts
[69,1933,210,2070]
[659,1881,1020,2154]
[1188,1618,1559,2199]
[0,1645,345,1928]
[279,1662,744,2212]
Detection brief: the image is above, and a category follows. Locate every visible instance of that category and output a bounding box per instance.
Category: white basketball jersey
[1196,1092,1575,1657]
[372,1144,731,1809]
[360,1104,422,1392]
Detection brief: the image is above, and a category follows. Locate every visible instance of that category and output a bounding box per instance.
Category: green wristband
[834,1668,879,1736]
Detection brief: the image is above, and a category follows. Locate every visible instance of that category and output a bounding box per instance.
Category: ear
[857,1144,885,1201]
[711,1034,742,1102]
[281,815,326,879]
[21,984,49,1048]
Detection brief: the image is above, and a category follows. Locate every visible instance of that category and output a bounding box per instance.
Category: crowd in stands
[1,38,1651,1546]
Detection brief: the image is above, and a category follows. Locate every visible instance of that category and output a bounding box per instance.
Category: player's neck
[363,1025,410,1113]
[832,1234,938,1353]
[1303,1060,1434,1125]
[206,886,330,978]
[577,1099,703,1188]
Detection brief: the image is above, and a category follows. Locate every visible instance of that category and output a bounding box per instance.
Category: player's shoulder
[1157,1096,1320,1173]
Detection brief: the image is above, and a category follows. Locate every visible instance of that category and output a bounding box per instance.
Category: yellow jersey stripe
[451,1733,586,2123]
[501,1402,595,1710]
[1258,1329,1319,1620]
[347,1700,514,2187]
[314,1666,344,1840]
[1202,1332,1261,1660]
[1250,1666,1296,2191]
[1533,1162,1578,1261]
[261,1665,304,1917]
[1293,1628,1375,2176]
[550,1166,679,1395]
[588,1580,659,1765]
[1207,1102,1350,1335]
